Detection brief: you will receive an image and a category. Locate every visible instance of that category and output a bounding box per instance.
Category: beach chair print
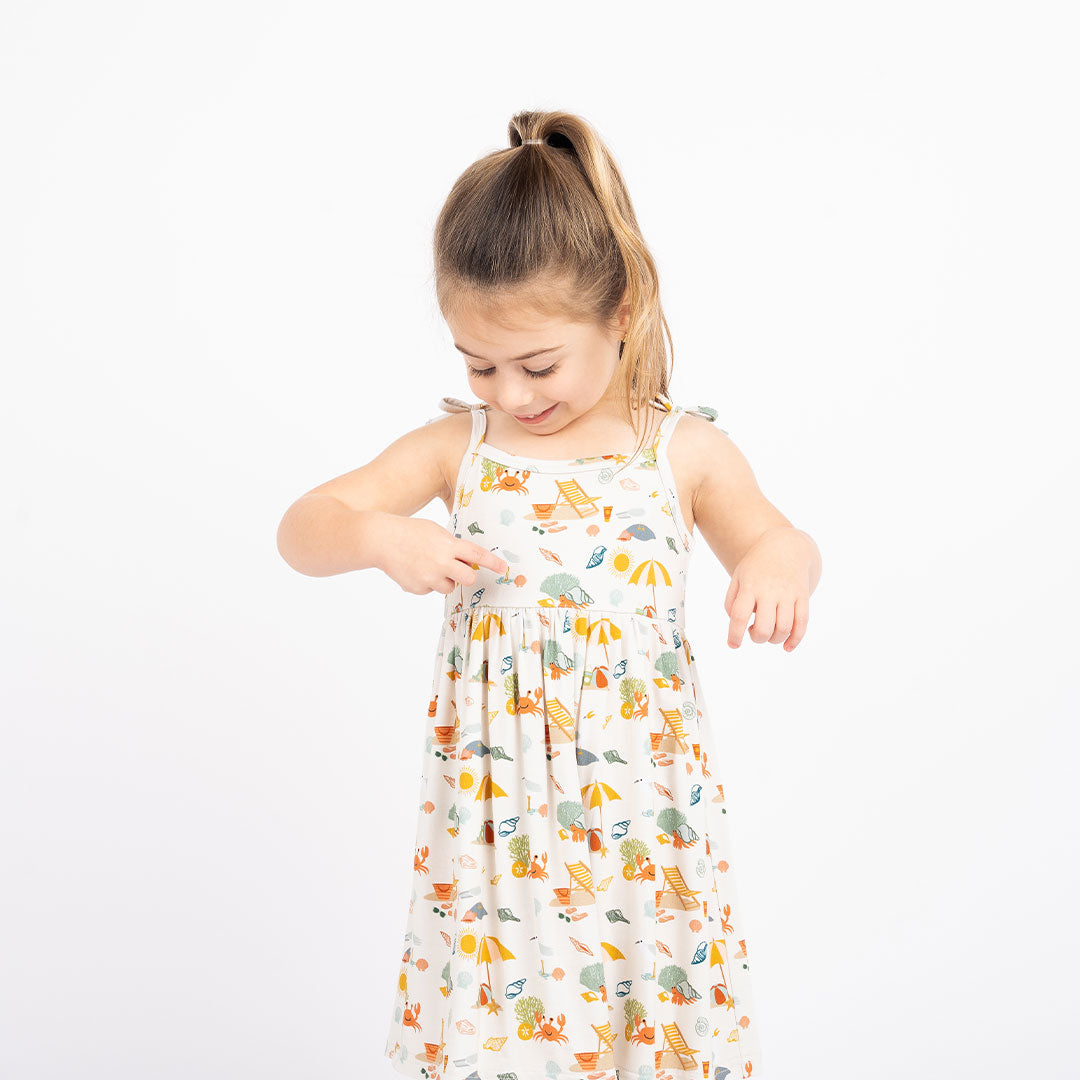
[564,859,596,902]
[659,1021,699,1071]
[659,865,702,910]
[659,707,691,753]
[553,479,602,518]
[545,697,577,743]
[590,1020,617,1069]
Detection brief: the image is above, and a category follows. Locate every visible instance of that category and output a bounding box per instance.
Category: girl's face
[446,298,628,434]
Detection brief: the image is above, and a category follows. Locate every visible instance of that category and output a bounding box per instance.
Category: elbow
[276,505,312,576]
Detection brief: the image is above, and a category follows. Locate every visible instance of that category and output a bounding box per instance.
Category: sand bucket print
[383,398,763,1080]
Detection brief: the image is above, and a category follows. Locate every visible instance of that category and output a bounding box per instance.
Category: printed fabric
[383,396,764,1080]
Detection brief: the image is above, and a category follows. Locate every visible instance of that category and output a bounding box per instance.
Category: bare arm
[277,414,459,578]
[687,420,822,593]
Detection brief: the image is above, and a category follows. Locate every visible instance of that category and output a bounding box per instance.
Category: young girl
[278,110,820,1080]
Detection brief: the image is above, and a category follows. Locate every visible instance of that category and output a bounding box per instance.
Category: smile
[515,404,556,424]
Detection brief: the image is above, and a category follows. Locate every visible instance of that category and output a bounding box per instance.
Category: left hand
[724,527,814,651]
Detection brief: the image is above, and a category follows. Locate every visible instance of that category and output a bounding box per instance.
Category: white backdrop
[2,2,1077,1078]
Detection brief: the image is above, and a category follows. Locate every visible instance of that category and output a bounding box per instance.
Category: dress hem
[384,1044,756,1080]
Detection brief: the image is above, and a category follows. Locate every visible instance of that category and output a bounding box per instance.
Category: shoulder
[423,400,484,502]
[666,405,738,510]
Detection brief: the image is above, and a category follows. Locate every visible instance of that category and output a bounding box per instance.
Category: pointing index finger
[468,545,509,576]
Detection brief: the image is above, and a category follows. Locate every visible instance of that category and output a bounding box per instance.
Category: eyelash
[467,363,559,379]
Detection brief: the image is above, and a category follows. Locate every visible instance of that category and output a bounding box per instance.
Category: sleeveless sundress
[383,396,765,1080]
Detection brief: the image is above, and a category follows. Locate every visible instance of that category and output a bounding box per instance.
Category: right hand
[376,515,510,596]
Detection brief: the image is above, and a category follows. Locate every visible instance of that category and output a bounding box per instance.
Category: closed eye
[467,363,559,379]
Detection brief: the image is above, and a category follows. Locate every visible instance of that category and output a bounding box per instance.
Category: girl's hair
[432,109,675,463]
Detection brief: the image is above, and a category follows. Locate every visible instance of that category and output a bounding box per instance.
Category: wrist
[355,509,398,572]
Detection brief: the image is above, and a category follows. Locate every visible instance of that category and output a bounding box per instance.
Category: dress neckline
[476,403,677,473]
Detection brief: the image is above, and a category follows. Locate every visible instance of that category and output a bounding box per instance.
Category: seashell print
[386,401,763,1080]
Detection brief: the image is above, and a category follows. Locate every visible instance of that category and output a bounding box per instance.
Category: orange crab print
[384,398,764,1080]
[492,464,530,494]
[532,1011,568,1044]
[631,1014,654,1045]
[510,687,545,716]
[413,845,429,875]
[526,853,548,880]
[402,1000,421,1033]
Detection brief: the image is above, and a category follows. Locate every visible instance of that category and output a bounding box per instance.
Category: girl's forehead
[452,300,570,334]
[450,310,592,356]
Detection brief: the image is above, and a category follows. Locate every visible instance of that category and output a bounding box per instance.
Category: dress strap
[436,395,486,414]
[654,402,684,454]
[425,395,488,427]
[426,396,488,468]
[652,405,692,551]
[426,395,484,420]
[679,402,729,435]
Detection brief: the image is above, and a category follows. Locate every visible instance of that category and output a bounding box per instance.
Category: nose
[499,386,537,414]
[475,371,542,415]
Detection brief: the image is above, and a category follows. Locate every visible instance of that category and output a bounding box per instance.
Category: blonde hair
[432,109,675,463]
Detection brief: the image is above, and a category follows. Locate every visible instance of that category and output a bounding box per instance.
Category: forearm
[276,495,394,577]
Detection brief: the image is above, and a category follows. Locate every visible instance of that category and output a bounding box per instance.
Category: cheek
[552,371,587,398]
[559,370,604,406]
[466,373,492,399]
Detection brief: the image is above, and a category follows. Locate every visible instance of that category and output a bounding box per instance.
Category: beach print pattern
[383,396,764,1080]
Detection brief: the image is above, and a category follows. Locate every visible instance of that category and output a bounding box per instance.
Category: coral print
[384,396,765,1080]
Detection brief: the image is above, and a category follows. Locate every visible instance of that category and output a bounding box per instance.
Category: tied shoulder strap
[425,396,488,459]
[425,395,487,425]
[683,403,730,435]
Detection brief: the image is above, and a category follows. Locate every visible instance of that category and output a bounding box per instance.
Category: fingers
[784,594,809,651]
[723,574,739,617]
[729,587,808,651]
[749,600,777,644]
[727,585,754,648]
[464,544,510,576]
[767,601,792,645]
[445,544,509,597]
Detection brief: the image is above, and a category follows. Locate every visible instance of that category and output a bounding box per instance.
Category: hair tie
[522,138,546,145]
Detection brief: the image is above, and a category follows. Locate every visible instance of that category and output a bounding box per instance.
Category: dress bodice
[427,397,719,630]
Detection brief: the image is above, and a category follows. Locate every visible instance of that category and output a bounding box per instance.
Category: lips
[515,404,556,423]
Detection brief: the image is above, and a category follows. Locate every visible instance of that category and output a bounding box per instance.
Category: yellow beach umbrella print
[458,931,517,1015]
[473,773,510,801]
[578,615,623,666]
[600,941,626,961]
[581,779,622,851]
[709,937,727,967]
[474,933,516,964]
[628,558,673,616]
[470,611,507,642]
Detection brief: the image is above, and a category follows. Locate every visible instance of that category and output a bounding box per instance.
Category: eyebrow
[454,343,564,364]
